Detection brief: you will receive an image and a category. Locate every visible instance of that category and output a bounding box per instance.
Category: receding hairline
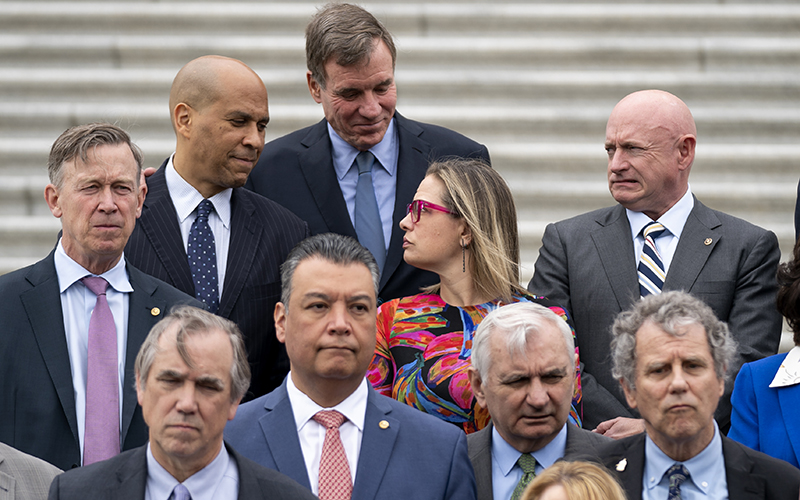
[609,89,697,138]
[169,55,265,113]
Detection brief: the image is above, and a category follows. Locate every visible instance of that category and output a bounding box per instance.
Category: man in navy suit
[246,3,490,303]
[125,56,309,400]
[225,233,476,500]
[0,123,197,470]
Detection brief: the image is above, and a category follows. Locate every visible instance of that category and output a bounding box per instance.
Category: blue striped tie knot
[638,221,667,297]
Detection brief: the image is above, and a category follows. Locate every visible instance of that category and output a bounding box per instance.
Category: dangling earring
[462,238,466,273]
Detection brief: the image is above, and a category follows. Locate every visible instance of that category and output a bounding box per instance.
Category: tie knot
[517,453,537,474]
[666,463,690,487]
[313,410,346,429]
[643,221,667,239]
[355,151,375,175]
[81,276,109,296]
[171,483,192,500]
[196,199,214,220]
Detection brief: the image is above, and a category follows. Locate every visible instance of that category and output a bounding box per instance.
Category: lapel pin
[704,238,712,246]
[615,458,627,472]
[150,307,161,317]
[379,420,389,429]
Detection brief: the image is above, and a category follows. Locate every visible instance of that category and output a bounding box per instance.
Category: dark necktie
[313,410,352,500]
[81,276,120,465]
[354,151,386,273]
[510,453,537,500]
[666,463,690,500]
[638,221,667,297]
[188,199,219,314]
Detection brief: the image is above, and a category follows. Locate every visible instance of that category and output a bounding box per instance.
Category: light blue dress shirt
[145,442,239,500]
[491,424,568,500]
[642,422,728,500]
[55,240,131,464]
[329,118,399,253]
[627,186,694,275]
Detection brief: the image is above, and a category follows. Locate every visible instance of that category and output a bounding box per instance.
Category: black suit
[246,113,491,303]
[47,443,317,500]
[0,252,198,471]
[598,433,800,500]
[125,162,309,399]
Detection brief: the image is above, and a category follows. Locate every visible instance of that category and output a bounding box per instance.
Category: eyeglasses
[406,199,454,224]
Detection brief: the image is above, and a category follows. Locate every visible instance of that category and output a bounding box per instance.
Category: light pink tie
[313,410,352,500]
[81,276,120,465]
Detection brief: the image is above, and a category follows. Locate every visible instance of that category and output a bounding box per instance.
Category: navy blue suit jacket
[246,113,490,303]
[224,380,477,500]
[0,251,198,470]
[125,162,309,399]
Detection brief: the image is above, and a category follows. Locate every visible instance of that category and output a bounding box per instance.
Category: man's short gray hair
[471,302,575,379]
[280,233,380,307]
[48,123,143,188]
[611,291,737,390]
[135,305,251,403]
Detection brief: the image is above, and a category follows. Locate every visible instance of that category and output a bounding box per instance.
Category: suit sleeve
[47,474,61,500]
[445,431,478,500]
[728,362,761,451]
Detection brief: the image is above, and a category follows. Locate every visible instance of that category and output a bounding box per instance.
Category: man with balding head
[126,56,309,400]
[528,89,781,436]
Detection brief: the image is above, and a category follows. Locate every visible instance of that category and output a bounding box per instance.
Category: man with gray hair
[48,305,316,500]
[246,3,490,304]
[226,233,476,499]
[0,123,197,470]
[468,302,610,500]
[598,291,800,500]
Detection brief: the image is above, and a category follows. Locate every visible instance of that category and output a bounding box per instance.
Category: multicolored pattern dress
[367,292,583,434]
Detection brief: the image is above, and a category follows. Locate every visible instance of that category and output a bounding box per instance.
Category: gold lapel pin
[379,420,389,429]
[615,458,627,472]
[150,307,161,317]
[704,238,712,246]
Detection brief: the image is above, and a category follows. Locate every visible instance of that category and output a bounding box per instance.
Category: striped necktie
[638,221,667,297]
[666,463,690,500]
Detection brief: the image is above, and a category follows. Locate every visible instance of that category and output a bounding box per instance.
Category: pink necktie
[313,410,352,500]
[81,276,120,465]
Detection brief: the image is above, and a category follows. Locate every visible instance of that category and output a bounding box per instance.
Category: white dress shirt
[165,156,232,297]
[54,240,131,464]
[285,374,368,495]
[145,442,239,500]
[627,187,694,275]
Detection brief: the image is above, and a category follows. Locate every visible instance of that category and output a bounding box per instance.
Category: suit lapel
[664,199,720,291]
[602,435,645,500]
[110,447,148,500]
[467,424,494,500]
[138,165,194,293]
[777,383,800,466]
[590,205,639,312]
[297,120,357,238]
[257,386,312,489]
[351,388,399,500]
[19,252,80,450]
[722,436,767,500]
[0,453,13,500]
[219,189,259,317]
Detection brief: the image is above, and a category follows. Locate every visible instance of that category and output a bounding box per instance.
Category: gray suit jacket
[467,423,611,500]
[47,444,316,500]
[0,443,60,500]
[528,199,781,430]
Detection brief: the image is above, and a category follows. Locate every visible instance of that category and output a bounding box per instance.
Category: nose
[525,378,549,409]
[242,123,264,150]
[668,367,689,394]
[359,92,382,119]
[607,148,628,174]
[175,383,199,414]
[97,186,117,213]
[327,303,351,336]
[399,211,413,231]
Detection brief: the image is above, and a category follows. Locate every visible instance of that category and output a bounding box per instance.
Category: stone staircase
[1,0,798,292]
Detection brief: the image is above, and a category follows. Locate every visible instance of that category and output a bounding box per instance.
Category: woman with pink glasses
[366,158,582,433]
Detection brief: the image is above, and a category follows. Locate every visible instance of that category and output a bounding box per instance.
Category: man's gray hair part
[280,233,380,307]
[611,291,737,390]
[135,305,251,403]
[471,302,575,379]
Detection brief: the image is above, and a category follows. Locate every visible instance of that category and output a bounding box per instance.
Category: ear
[572,353,579,395]
[173,102,193,141]
[307,71,323,104]
[135,179,147,219]
[274,302,287,344]
[460,222,473,247]
[676,134,696,172]
[468,368,487,409]
[135,372,144,406]
[717,367,726,398]
[227,399,241,421]
[620,378,638,410]
[44,184,62,218]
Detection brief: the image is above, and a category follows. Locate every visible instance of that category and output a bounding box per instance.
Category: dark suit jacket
[0,251,198,471]
[467,422,612,500]
[125,162,309,399]
[224,380,477,500]
[598,433,800,500]
[246,112,491,303]
[0,442,61,500]
[528,199,782,430]
[47,443,317,500]
[729,352,800,468]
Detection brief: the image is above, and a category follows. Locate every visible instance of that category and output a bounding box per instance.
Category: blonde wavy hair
[522,461,627,500]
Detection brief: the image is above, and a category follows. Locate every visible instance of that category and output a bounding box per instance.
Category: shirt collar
[771,346,800,388]
[54,239,132,294]
[146,441,230,500]
[329,118,397,180]
[491,423,567,476]
[285,373,368,433]
[627,186,694,240]
[644,420,722,495]
[165,155,232,229]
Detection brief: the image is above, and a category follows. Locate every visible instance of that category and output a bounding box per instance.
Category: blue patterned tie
[638,221,667,297]
[170,484,192,500]
[354,151,386,273]
[666,463,690,500]
[187,199,219,314]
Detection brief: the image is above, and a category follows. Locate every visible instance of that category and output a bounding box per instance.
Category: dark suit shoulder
[399,115,489,159]
[232,187,308,237]
[126,262,198,306]
[49,447,147,499]
[229,445,317,500]
[722,436,800,498]
[564,425,613,461]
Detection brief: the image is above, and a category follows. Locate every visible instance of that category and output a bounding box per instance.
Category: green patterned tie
[510,454,537,500]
